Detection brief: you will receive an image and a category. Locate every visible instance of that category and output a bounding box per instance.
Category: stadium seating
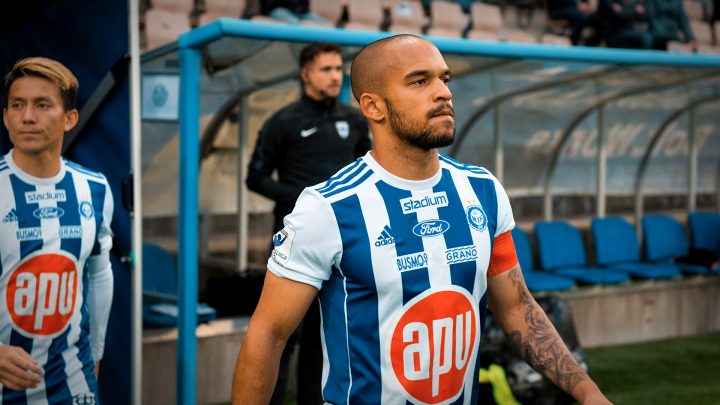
[309,0,346,26]
[467,2,537,43]
[590,217,681,279]
[534,221,630,285]
[345,0,385,31]
[198,0,246,25]
[388,0,426,34]
[143,243,217,327]
[512,227,575,292]
[426,0,470,38]
[641,214,715,274]
[143,0,195,50]
[541,32,572,46]
[688,211,720,254]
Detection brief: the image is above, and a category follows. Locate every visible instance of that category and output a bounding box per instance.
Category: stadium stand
[198,0,247,25]
[534,221,631,285]
[309,0,346,26]
[590,216,682,279]
[142,243,217,327]
[641,214,716,274]
[512,227,576,292]
[345,0,385,31]
[467,2,538,42]
[426,0,470,38]
[467,2,506,40]
[387,0,427,34]
[144,10,192,49]
[541,31,573,44]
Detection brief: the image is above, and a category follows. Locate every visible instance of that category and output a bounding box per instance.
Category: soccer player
[232,35,612,405]
[0,57,114,404]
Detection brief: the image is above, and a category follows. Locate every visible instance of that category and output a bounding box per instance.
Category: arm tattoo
[505,267,589,395]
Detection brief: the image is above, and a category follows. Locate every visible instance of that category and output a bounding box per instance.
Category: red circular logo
[390,288,479,404]
[6,252,78,337]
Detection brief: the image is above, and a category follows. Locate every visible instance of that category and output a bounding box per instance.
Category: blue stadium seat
[590,217,681,280]
[687,211,720,254]
[641,214,715,275]
[142,243,217,328]
[512,227,575,292]
[534,221,630,285]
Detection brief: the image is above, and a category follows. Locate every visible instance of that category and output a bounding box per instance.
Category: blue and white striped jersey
[269,152,515,405]
[0,150,114,405]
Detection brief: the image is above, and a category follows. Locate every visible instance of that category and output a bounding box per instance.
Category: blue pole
[178,46,200,405]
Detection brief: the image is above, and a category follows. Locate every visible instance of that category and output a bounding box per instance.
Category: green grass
[584,332,720,405]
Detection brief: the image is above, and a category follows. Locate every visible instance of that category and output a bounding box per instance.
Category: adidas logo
[2,209,18,223]
[375,225,401,247]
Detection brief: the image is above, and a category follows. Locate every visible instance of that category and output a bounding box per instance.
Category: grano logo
[389,288,479,404]
[444,245,478,265]
[6,252,78,337]
[400,192,448,215]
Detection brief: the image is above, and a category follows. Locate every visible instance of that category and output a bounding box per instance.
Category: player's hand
[0,345,43,390]
[94,361,100,378]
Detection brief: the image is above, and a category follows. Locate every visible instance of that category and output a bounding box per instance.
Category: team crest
[466,205,487,232]
[79,201,94,219]
[335,121,349,139]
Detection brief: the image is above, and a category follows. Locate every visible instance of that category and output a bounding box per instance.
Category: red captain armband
[487,231,519,277]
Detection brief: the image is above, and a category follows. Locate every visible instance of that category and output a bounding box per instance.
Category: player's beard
[386,99,455,151]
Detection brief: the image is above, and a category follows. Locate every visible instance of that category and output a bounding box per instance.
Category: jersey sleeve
[488,176,517,277]
[493,176,515,238]
[86,180,115,361]
[266,188,342,290]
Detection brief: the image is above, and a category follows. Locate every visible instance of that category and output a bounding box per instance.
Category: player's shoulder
[310,157,374,201]
[439,154,493,178]
[64,159,109,183]
[0,155,9,175]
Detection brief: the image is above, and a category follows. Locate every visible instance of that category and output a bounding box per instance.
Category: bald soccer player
[232,35,612,405]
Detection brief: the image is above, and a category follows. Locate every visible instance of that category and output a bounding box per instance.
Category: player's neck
[370,138,439,181]
[12,149,62,179]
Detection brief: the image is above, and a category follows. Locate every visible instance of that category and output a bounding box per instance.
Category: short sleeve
[493,177,515,238]
[267,188,342,290]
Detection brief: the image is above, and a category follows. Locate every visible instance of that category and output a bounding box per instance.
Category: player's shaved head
[350,34,432,101]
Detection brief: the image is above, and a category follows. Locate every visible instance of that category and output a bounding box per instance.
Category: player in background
[233,35,612,405]
[0,57,114,404]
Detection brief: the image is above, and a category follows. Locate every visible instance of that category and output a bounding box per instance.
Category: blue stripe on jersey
[468,177,499,242]
[44,328,72,403]
[435,169,478,293]
[1,330,32,403]
[57,172,82,258]
[317,160,366,194]
[319,270,351,404]
[374,181,431,305]
[10,175,43,259]
[64,161,104,180]
[439,154,488,175]
[322,169,374,199]
[326,195,382,405]
[87,179,107,255]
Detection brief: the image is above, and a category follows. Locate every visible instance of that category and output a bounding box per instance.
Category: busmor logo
[390,287,479,404]
[6,252,78,337]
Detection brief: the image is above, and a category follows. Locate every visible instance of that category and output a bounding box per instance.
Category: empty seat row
[513,211,719,293]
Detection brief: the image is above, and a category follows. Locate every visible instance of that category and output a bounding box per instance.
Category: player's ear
[359,93,385,123]
[63,108,79,133]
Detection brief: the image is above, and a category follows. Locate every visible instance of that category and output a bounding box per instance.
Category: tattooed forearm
[505,267,589,396]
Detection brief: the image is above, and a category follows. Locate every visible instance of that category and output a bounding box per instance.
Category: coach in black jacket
[245,42,371,405]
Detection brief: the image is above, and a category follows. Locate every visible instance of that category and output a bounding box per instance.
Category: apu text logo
[390,288,478,404]
[6,252,78,337]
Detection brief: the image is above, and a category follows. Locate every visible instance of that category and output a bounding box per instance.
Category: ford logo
[33,207,65,220]
[412,219,450,238]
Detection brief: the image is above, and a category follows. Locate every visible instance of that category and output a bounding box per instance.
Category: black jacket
[246,92,371,227]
